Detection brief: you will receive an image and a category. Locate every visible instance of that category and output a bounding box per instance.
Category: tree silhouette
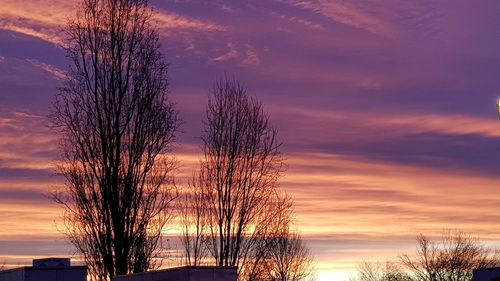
[249,214,316,281]
[50,0,178,279]
[265,230,315,281]
[400,231,500,281]
[352,261,412,281]
[354,230,500,281]
[180,77,315,281]
[200,77,284,269]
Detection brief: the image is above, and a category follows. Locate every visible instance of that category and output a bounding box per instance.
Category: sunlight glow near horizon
[318,271,351,281]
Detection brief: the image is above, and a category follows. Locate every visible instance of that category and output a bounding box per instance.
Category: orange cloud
[271,106,500,143]
[2,107,500,280]
[154,9,227,34]
[281,150,500,279]
[0,0,226,45]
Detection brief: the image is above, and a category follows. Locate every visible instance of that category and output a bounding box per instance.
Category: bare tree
[352,261,412,281]
[201,77,284,270]
[242,194,294,281]
[400,231,500,281]
[262,228,315,281]
[180,77,281,276]
[180,172,208,266]
[180,77,315,281]
[50,0,178,280]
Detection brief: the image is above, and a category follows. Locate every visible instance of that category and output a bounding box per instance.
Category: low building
[0,258,236,281]
[473,267,500,281]
[0,258,87,281]
[112,266,237,281]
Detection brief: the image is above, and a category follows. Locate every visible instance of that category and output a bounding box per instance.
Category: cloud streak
[0,0,226,45]
[277,0,397,38]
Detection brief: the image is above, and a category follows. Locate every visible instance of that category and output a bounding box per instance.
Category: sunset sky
[1,1,500,280]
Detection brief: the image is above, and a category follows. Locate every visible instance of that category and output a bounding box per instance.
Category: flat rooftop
[112,266,237,281]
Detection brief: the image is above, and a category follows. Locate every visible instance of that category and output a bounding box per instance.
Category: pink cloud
[210,42,239,62]
[241,44,261,66]
[278,0,398,38]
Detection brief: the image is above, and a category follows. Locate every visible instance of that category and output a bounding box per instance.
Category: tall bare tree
[50,0,178,279]
[200,77,284,270]
[180,77,315,281]
[400,231,500,281]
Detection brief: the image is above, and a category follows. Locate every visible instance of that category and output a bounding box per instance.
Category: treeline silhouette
[351,230,500,281]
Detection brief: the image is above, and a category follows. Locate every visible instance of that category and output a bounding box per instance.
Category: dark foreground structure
[0,258,87,281]
[0,258,236,281]
[112,266,237,281]
[473,267,500,281]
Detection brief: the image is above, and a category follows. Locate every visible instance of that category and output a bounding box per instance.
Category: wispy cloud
[0,0,71,44]
[0,111,56,173]
[154,9,227,34]
[277,0,397,38]
[209,43,261,66]
[0,0,226,45]
[210,42,239,62]
[0,16,63,45]
[272,106,500,143]
[242,44,261,66]
[271,11,324,30]
[26,59,65,80]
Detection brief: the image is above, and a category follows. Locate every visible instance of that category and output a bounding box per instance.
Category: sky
[1,0,500,280]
